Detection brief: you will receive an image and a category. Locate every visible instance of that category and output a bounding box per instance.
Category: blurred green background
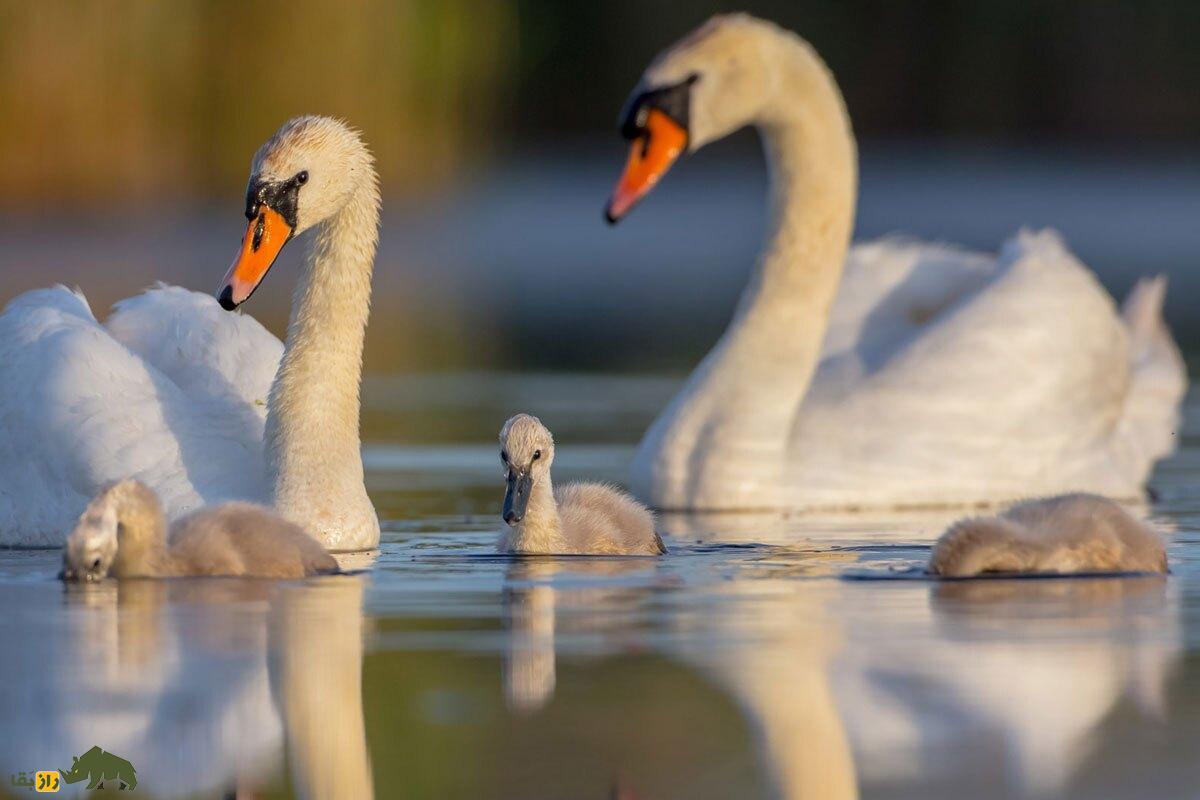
[2,0,1199,373]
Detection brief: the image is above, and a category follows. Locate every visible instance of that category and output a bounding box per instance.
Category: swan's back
[0,287,202,543]
[168,503,338,578]
[555,483,664,556]
[107,285,282,449]
[0,285,284,545]
[930,494,1167,577]
[791,230,1185,508]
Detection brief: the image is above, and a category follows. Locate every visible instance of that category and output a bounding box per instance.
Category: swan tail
[1117,275,1187,471]
[928,517,1040,577]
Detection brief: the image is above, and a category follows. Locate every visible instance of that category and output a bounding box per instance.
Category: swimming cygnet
[928,493,1167,577]
[61,479,339,581]
[497,414,666,556]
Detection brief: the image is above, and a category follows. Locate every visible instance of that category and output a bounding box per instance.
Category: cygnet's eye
[91,558,101,570]
[296,170,309,185]
[532,450,541,461]
[500,450,508,464]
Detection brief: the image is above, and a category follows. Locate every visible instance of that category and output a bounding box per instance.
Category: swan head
[606,14,787,222]
[218,115,376,309]
[499,414,555,526]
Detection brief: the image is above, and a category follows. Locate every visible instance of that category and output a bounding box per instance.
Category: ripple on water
[0,375,1198,798]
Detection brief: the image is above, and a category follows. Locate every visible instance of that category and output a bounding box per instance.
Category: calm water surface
[1,373,1197,799]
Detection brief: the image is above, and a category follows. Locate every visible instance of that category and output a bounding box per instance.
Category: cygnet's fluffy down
[496,414,665,556]
[929,493,1167,577]
[62,479,339,581]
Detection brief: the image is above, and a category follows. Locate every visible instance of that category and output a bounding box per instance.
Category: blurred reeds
[4,0,1200,209]
[0,0,516,207]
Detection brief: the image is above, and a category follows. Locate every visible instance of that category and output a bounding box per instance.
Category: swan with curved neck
[220,116,382,550]
[0,116,381,549]
[608,14,1185,511]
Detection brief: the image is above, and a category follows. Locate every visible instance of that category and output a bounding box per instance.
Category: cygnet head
[62,499,118,582]
[61,479,159,582]
[499,414,556,526]
[218,115,377,309]
[606,13,795,221]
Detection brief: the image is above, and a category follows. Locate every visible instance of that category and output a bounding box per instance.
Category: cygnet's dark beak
[503,470,533,526]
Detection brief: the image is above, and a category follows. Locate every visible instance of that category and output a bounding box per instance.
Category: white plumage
[0,115,381,549]
[620,15,1186,512]
[0,286,280,546]
[784,232,1184,508]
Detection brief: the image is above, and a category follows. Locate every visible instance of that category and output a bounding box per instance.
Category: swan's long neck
[511,475,566,553]
[636,38,856,506]
[718,41,857,429]
[745,47,857,361]
[265,177,381,549]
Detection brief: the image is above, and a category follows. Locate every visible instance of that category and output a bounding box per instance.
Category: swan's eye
[296,170,309,185]
[532,450,541,461]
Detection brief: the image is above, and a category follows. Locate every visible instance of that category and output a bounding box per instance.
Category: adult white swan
[0,116,380,549]
[607,14,1186,512]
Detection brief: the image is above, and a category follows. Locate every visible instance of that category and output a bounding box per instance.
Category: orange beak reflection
[217,206,294,310]
[605,109,688,224]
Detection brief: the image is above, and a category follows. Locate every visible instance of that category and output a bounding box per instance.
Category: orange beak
[605,109,688,224]
[217,206,294,310]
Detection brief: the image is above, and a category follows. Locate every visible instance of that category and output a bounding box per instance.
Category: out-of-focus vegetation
[3,1,1200,208]
[509,0,1200,142]
[0,0,515,207]
[3,1,1199,374]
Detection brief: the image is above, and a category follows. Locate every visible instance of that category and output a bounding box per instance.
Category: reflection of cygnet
[929,494,1167,577]
[496,414,665,555]
[62,479,338,581]
[502,578,557,713]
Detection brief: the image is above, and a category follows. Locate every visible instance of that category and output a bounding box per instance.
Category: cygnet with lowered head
[62,479,338,581]
[928,493,1167,577]
[497,414,665,556]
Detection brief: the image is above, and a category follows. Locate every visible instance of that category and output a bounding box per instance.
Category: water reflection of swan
[500,518,861,800]
[836,573,1179,797]
[0,575,372,798]
[501,559,660,714]
[658,512,860,800]
[271,578,373,799]
[655,510,1181,798]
